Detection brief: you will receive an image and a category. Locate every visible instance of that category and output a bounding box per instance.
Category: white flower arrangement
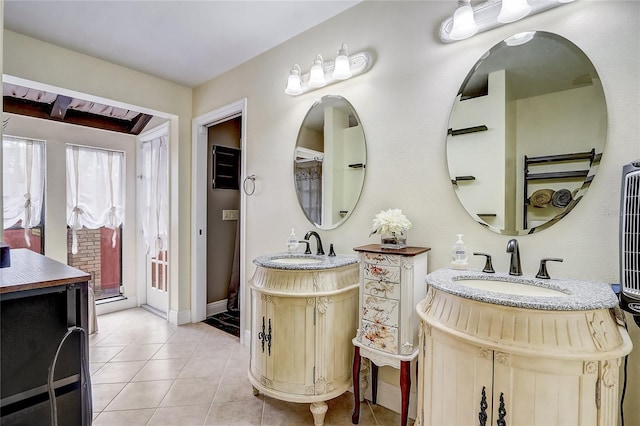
[369,208,412,237]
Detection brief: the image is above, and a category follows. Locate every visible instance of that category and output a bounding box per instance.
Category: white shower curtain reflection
[295,159,322,225]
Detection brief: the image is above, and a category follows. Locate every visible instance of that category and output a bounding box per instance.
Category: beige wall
[3,30,193,319]
[193,0,639,420]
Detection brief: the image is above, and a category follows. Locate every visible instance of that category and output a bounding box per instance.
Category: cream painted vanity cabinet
[248,253,359,426]
[416,269,633,426]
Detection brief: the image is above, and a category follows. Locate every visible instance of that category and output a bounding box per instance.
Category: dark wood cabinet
[0,249,92,425]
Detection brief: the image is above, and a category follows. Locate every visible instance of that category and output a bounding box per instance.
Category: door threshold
[141,304,168,320]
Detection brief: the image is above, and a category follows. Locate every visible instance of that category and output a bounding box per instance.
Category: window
[66,145,124,300]
[2,136,45,253]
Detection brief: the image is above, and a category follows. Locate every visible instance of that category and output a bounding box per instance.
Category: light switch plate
[222,209,239,220]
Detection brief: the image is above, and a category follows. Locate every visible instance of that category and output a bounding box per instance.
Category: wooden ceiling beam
[3,96,151,135]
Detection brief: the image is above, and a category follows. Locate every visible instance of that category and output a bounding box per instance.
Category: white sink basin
[270,257,324,265]
[455,279,569,297]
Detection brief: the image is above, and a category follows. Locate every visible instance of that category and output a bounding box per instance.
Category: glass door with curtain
[137,126,169,314]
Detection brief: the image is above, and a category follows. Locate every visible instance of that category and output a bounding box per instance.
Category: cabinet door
[314,290,358,396]
[421,328,493,425]
[492,354,598,426]
[266,295,316,395]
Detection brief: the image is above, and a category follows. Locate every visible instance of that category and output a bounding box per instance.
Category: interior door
[137,124,170,314]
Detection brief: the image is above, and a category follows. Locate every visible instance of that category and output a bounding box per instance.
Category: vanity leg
[352,346,361,424]
[371,363,379,405]
[252,386,259,396]
[400,360,411,426]
[310,401,328,426]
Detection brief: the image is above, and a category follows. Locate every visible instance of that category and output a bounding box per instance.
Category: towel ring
[243,174,256,196]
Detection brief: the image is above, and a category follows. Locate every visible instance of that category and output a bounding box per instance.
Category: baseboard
[206,299,228,317]
[169,308,192,325]
[95,296,137,316]
[368,379,417,420]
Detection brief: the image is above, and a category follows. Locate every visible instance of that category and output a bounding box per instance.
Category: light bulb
[449,1,478,40]
[284,65,302,95]
[332,44,352,80]
[308,55,326,88]
[497,0,532,23]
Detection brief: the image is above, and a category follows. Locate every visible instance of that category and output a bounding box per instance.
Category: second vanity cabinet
[248,254,359,426]
[416,269,633,426]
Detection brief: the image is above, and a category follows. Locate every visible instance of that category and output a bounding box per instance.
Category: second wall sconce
[285,43,372,96]
[441,0,575,43]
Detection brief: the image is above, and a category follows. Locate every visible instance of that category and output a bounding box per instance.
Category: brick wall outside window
[67,227,121,300]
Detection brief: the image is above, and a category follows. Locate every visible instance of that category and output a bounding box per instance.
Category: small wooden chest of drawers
[354,245,430,355]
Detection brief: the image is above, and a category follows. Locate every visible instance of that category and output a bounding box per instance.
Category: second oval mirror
[294,95,366,230]
[447,31,606,236]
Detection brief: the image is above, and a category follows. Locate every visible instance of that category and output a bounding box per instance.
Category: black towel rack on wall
[523,148,599,229]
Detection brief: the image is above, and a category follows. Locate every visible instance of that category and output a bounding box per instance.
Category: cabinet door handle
[258,316,267,353]
[267,318,272,356]
[496,392,507,426]
[478,386,488,426]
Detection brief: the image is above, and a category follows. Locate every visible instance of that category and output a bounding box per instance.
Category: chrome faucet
[506,239,522,276]
[303,231,325,255]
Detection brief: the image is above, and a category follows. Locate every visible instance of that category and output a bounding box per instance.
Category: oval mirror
[294,95,366,230]
[447,31,606,235]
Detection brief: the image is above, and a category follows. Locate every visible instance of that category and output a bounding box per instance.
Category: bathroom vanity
[415,269,633,426]
[248,253,359,426]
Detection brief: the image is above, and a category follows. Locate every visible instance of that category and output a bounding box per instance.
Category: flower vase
[380,228,407,249]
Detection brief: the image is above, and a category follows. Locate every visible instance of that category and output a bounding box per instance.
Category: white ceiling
[3,0,360,88]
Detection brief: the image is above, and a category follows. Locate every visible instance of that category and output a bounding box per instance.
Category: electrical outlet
[222,210,239,221]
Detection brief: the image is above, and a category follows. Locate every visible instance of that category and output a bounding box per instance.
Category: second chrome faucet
[506,239,522,276]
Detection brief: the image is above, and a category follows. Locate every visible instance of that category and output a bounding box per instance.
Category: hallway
[90,308,408,425]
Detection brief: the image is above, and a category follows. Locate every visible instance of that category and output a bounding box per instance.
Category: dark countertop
[0,248,90,294]
[353,244,431,256]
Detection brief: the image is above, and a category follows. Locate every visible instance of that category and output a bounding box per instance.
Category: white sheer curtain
[140,135,169,254]
[295,159,323,226]
[2,137,45,247]
[66,145,124,254]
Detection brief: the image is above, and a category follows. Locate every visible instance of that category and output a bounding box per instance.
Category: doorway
[192,99,248,344]
[204,117,241,336]
[137,123,170,316]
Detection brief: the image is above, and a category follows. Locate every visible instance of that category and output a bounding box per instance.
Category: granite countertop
[426,268,620,311]
[253,252,358,271]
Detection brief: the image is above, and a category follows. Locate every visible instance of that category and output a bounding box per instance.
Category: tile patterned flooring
[90,308,407,425]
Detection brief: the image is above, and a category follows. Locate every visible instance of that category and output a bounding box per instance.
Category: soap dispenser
[287,229,299,252]
[451,234,468,269]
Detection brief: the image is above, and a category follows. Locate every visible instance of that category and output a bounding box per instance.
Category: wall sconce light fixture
[285,44,372,96]
[440,0,575,43]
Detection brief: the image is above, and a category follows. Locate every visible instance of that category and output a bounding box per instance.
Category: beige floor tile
[160,377,221,407]
[92,408,155,425]
[132,358,188,382]
[369,400,415,426]
[90,362,106,375]
[110,343,162,361]
[261,396,315,425]
[147,404,211,425]
[91,360,146,384]
[94,332,138,346]
[152,341,199,360]
[91,382,127,412]
[213,373,256,403]
[104,380,173,411]
[204,398,264,426]
[179,353,229,379]
[90,345,126,363]
[134,329,176,344]
[324,393,377,426]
